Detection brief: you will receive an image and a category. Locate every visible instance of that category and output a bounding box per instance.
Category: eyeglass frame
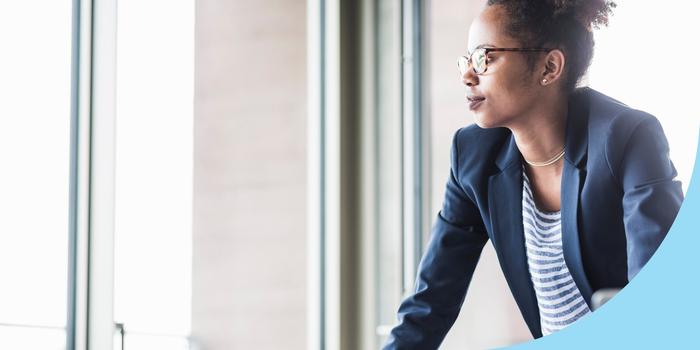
[458,47,554,75]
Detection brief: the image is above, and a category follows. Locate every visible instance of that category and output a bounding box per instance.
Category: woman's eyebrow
[468,43,496,52]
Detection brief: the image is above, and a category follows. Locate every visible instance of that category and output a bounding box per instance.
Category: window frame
[307,0,430,348]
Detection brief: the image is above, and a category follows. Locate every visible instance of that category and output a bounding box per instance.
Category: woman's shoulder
[450,124,512,182]
[452,124,510,160]
[453,123,509,149]
[581,87,659,140]
[580,88,670,181]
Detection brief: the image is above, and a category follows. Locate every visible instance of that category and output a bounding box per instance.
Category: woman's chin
[473,113,499,129]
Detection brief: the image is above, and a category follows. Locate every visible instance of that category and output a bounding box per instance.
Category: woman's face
[464,5,544,128]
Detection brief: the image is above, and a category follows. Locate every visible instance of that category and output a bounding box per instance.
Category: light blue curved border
[500,128,700,349]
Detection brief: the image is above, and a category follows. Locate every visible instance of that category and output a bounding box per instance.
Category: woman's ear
[540,49,565,86]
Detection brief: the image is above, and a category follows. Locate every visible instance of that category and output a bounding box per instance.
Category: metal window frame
[309,0,364,349]
[67,0,117,349]
[400,0,430,298]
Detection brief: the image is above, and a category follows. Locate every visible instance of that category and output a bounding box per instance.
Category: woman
[384,0,683,348]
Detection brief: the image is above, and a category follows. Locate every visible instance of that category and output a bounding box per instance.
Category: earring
[542,78,548,85]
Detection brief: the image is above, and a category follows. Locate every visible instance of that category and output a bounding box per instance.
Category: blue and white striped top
[522,167,591,336]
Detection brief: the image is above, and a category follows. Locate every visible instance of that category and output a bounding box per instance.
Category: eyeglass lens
[458,48,487,75]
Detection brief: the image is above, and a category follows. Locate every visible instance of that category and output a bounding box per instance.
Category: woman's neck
[509,94,569,170]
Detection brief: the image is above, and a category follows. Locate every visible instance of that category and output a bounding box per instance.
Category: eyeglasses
[457,47,552,75]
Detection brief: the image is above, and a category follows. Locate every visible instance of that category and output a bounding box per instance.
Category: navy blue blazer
[384,87,684,349]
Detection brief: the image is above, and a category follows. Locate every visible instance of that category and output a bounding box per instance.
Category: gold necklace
[524,148,565,167]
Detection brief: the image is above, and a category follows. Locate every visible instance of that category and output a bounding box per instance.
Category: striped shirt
[522,167,591,336]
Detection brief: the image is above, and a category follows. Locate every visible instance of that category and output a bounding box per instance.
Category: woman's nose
[462,69,478,87]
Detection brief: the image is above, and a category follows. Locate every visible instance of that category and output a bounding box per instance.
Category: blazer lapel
[560,88,593,308]
[560,160,593,307]
[488,136,542,338]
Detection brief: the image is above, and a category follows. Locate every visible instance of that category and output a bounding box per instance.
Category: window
[359,0,431,347]
[0,1,73,348]
[112,0,194,348]
[374,0,404,346]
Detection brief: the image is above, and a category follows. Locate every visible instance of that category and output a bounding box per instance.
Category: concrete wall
[192,1,307,349]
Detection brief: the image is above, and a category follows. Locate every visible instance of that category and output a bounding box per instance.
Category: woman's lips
[466,95,485,110]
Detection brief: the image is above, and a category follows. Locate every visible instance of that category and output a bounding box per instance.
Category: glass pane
[0,0,72,333]
[113,0,194,338]
[375,0,403,342]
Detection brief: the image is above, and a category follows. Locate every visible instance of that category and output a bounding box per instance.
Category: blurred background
[0,0,697,349]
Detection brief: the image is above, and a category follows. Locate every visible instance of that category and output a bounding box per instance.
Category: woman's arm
[383,128,489,349]
[611,115,684,280]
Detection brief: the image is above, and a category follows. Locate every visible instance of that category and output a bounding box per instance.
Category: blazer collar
[494,87,591,171]
[563,87,590,169]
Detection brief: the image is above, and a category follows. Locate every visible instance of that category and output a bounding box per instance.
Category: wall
[192,1,307,349]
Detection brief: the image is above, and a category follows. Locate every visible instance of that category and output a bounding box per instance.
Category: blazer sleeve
[383,128,489,350]
[614,115,684,280]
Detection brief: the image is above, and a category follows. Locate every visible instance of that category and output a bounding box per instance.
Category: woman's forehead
[467,5,514,52]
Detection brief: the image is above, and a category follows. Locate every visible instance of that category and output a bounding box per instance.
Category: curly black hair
[486,0,616,93]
